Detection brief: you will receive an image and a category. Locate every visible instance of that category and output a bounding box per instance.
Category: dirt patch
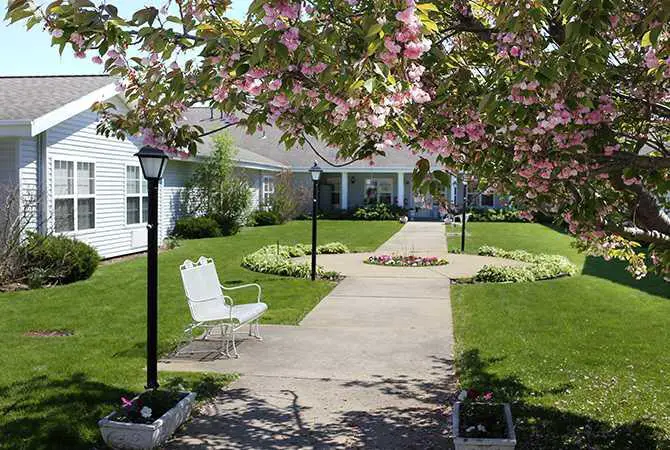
[23,329,74,337]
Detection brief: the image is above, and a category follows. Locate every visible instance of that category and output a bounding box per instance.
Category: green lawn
[0,220,401,450]
[450,223,670,448]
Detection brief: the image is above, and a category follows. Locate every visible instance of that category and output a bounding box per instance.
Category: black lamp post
[461,180,467,253]
[135,146,169,390]
[309,162,323,281]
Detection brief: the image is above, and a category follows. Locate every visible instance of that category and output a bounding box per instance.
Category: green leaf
[641,31,652,47]
[363,78,376,93]
[365,23,383,39]
[416,3,439,12]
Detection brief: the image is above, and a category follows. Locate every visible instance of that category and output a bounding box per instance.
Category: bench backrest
[180,257,228,322]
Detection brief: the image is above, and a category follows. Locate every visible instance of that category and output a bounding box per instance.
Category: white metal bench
[179,256,268,358]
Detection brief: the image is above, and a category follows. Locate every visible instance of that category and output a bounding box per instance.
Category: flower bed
[364,254,448,267]
[474,246,576,283]
[452,389,516,449]
[241,242,348,279]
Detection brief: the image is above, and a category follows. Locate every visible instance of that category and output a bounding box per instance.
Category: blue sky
[0,0,250,76]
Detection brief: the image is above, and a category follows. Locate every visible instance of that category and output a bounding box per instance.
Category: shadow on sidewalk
[168,356,457,449]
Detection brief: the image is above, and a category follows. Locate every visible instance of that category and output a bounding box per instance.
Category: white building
[0,75,498,258]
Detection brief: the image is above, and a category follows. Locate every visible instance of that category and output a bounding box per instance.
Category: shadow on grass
[458,349,670,449]
[581,256,668,298]
[0,372,125,449]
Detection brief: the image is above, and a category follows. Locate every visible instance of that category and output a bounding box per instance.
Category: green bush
[24,233,100,286]
[210,213,241,236]
[352,203,407,221]
[316,242,349,254]
[468,208,526,222]
[250,210,282,226]
[173,216,221,239]
[241,242,349,279]
[474,246,577,283]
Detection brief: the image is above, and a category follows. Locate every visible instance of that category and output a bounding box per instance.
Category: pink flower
[91,56,103,64]
[509,46,521,57]
[395,6,418,26]
[270,93,290,109]
[280,27,301,53]
[213,85,228,102]
[268,79,282,91]
[609,15,619,28]
[410,86,431,103]
[483,392,494,401]
[69,32,84,48]
[644,48,659,69]
[74,51,86,59]
[51,28,64,38]
[403,39,431,60]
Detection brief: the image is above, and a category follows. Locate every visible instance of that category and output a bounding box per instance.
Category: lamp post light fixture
[309,162,323,281]
[461,180,467,253]
[135,146,169,390]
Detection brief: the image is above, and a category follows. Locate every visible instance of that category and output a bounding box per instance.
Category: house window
[54,160,95,232]
[126,166,148,224]
[262,175,275,208]
[480,194,494,207]
[364,178,393,205]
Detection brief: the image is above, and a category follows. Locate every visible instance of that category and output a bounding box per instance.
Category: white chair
[179,256,268,358]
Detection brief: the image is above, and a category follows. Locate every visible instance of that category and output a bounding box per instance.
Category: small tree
[180,133,251,235]
[269,170,310,223]
[0,184,36,287]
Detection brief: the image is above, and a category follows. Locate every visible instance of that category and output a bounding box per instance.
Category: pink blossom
[270,93,290,109]
[69,32,84,48]
[451,126,466,138]
[280,27,301,53]
[268,79,282,91]
[622,176,640,185]
[509,46,521,57]
[609,15,619,28]
[410,86,431,103]
[395,6,419,27]
[403,39,431,60]
[51,28,64,38]
[407,63,425,82]
[74,51,86,59]
[91,55,103,64]
[644,48,659,69]
[213,85,229,102]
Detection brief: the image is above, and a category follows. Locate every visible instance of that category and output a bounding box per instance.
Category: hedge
[241,242,349,279]
[474,246,577,283]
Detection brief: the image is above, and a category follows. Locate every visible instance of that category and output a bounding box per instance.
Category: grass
[0,220,401,449]
[449,222,670,448]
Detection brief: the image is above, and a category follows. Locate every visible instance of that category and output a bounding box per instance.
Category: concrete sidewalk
[164,223,456,449]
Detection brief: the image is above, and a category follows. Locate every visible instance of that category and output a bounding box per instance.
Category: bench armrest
[221,283,262,302]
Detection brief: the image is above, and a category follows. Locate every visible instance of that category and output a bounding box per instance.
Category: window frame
[125,164,149,226]
[52,158,96,233]
[364,177,394,205]
[262,175,275,209]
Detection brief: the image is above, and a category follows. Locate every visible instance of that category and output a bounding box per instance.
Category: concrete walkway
[163,223,459,449]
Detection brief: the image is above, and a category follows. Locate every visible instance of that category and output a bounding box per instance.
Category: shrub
[468,208,526,223]
[241,242,349,279]
[474,246,577,283]
[180,133,251,236]
[316,242,349,254]
[24,233,100,286]
[173,216,221,239]
[0,184,36,287]
[352,203,407,221]
[268,170,310,223]
[250,210,282,226]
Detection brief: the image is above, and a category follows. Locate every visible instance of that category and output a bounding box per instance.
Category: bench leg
[230,325,239,358]
[254,319,263,341]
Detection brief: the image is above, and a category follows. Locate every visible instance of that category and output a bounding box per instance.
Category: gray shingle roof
[184,107,426,171]
[0,75,114,121]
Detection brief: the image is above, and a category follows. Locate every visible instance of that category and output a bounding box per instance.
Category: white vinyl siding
[44,109,197,258]
[18,137,39,230]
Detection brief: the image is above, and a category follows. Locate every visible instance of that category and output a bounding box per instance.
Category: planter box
[453,402,516,450]
[98,391,197,450]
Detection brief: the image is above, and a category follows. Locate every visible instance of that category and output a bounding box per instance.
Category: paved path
[163,223,465,449]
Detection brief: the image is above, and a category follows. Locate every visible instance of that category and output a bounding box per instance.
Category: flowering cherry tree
[6,0,669,279]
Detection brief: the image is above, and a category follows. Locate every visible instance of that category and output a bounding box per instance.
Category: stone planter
[453,402,517,450]
[98,391,197,450]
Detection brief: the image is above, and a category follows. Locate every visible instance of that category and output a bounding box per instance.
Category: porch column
[396,172,405,207]
[340,171,348,210]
